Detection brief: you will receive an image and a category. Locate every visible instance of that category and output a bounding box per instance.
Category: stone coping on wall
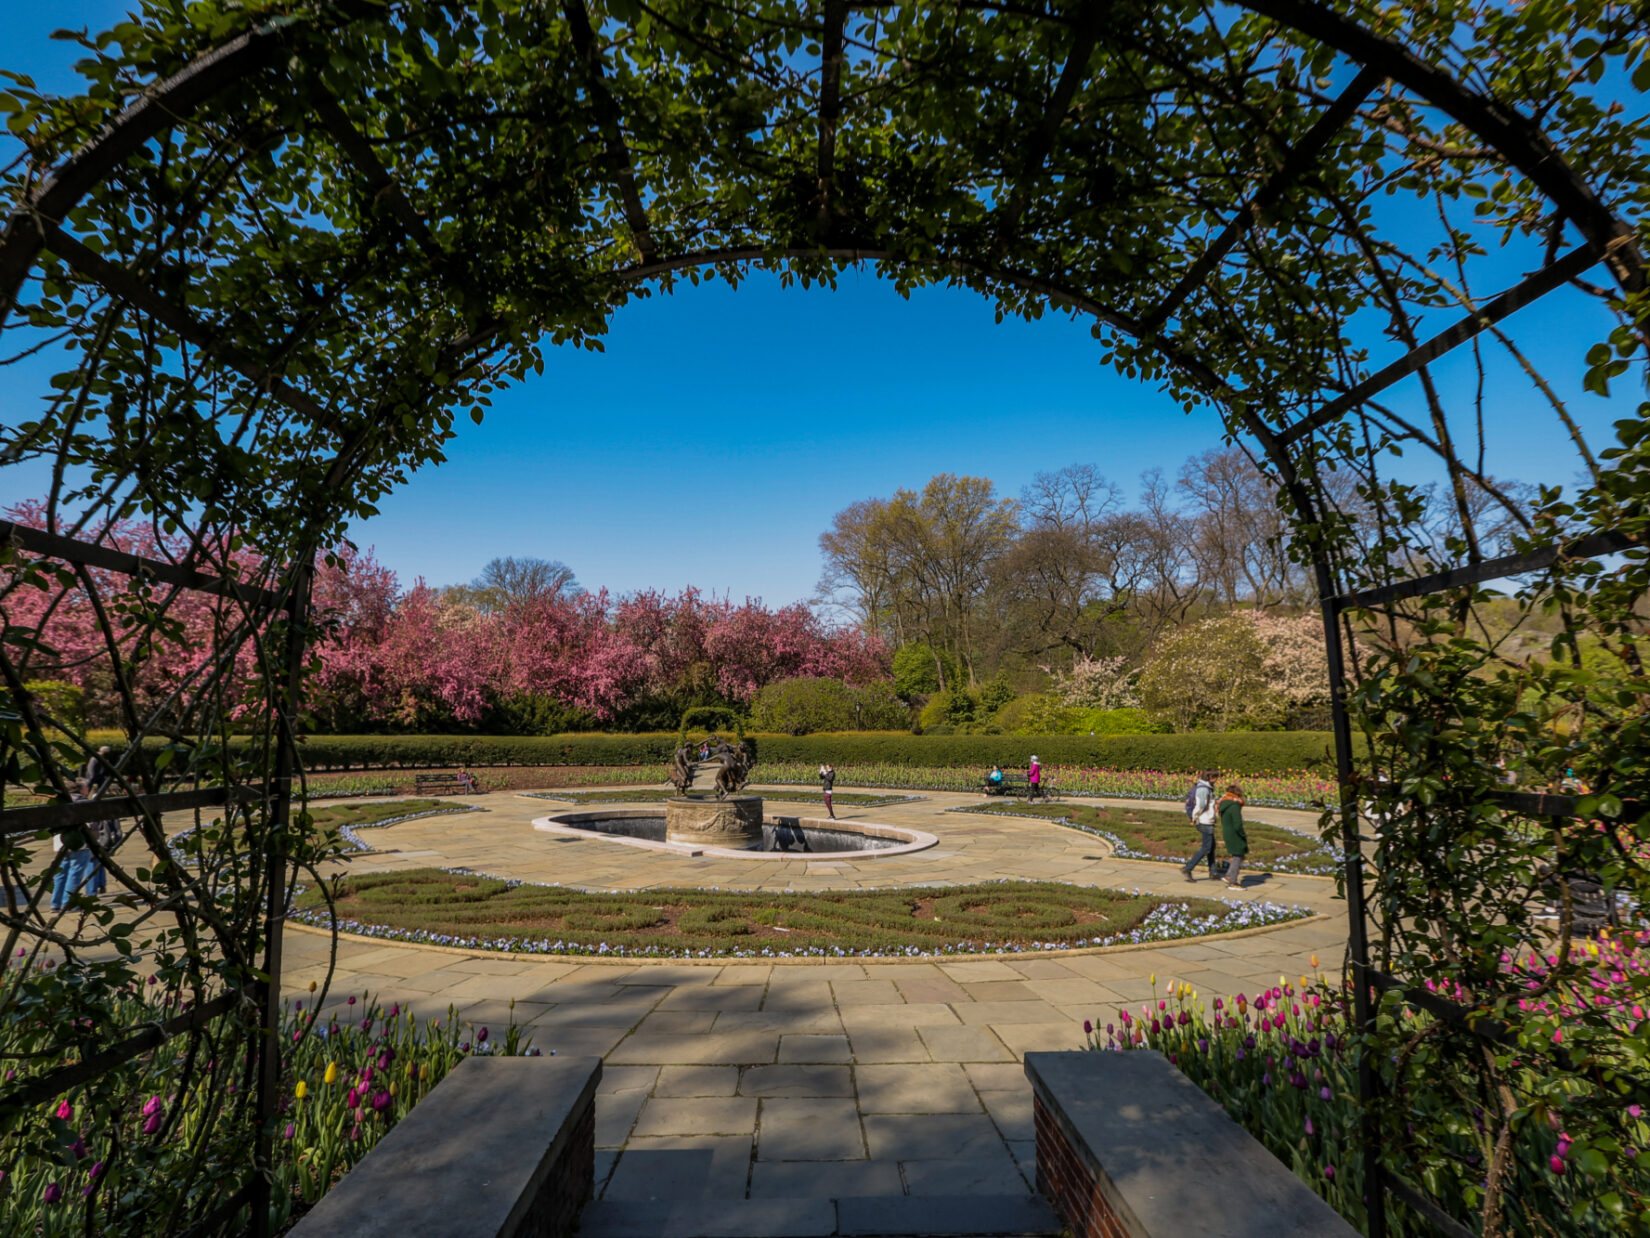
[287,1055,601,1238]
[1024,1050,1357,1238]
[532,809,939,860]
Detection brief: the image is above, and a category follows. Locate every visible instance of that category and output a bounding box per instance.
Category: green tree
[1136,617,1284,733]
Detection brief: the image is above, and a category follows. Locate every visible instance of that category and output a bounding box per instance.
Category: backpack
[1183,784,1199,820]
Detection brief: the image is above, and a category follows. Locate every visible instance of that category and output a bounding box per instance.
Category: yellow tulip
[324,1062,338,1085]
[419,1064,429,1081]
[389,1083,398,1098]
[1149,973,1156,986]
[308,980,317,993]
[294,1080,307,1100]
[1310,954,1319,970]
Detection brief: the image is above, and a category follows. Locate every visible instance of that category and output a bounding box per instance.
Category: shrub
[1070,707,1166,735]
[994,693,1077,734]
[892,642,957,697]
[679,705,742,738]
[23,679,86,733]
[750,679,855,735]
[918,689,979,730]
[978,670,1017,714]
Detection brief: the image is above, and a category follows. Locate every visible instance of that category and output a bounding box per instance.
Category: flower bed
[0,977,538,1237]
[293,871,1310,959]
[524,788,923,807]
[1087,940,1650,1236]
[758,761,1332,809]
[951,801,1341,876]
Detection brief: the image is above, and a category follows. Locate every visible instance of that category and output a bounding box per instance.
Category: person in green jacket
[1218,785,1248,890]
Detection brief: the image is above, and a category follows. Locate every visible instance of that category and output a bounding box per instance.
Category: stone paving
[278,784,1350,1234]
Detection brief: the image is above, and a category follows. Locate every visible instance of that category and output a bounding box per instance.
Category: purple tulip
[350,1122,363,1141]
[372,1090,390,1112]
[1262,1073,1272,1086]
[147,974,157,985]
[1197,1038,1209,1054]
[68,1137,86,1161]
[478,1027,489,1043]
[142,1113,162,1135]
[389,1004,400,1018]
[1321,1087,1332,1101]
[1324,1165,1335,1181]
[1305,1117,1315,1136]
[142,1096,162,1117]
[1083,1020,1093,1034]
[284,1123,296,1139]
[346,1089,360,1110]
[1549,1155,1565,1175]
[347,996,356,1006]
[294,1001,303,1012]
[44,1183,62,1204]
[460,1042,471,1053]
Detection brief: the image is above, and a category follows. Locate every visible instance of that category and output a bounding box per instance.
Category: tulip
[347,996,356,1006]
[389,1004,400,1017]
[1324,1165,1335,1181]
[69,1137,86,1160]
[1321,1087,1332,1101]
[1549,1155,1566,1175]
[142,1096,162,1117]
[143,1113,162,1135]
[1630,1105,1643,1120]
[1083,1020,1093,1034]
[309,980,317,992]
[1310,955,1319,969]
[324,1062,338,1085]
[346,1089,361,1110]
[295,1081,307,1100]
[55,1099,73,1121]
[44,1182,62,1204]
[284,1123,296,1140]
[87,1160,104,1180]
[1305,1117,1315,1136]
[372,1090,390,1112]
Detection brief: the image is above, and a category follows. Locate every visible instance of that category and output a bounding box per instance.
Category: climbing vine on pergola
[2,1,1648,1234]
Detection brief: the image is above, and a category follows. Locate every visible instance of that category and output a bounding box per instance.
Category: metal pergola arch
[2,3,1646,1235]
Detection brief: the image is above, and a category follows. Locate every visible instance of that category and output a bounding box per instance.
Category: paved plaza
[278,785,1348,1235]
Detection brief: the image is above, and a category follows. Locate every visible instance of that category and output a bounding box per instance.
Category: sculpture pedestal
[665,795,763,849]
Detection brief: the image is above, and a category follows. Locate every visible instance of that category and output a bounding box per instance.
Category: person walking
[86,745,115,793]
[820,763,836,819]
[50,783,96,912]
[1218,784,1248,890]
[88,810,119,896]
[1180,770,1218,882]
[1027,755,1042,803]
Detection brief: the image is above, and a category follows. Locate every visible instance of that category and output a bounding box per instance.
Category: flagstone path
[276,785,1350,1236]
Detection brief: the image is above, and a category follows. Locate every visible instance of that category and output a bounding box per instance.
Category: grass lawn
[525,788,917,807]
[293,872,1308,958]
[307,798,468,828]
[955,801,1340,876]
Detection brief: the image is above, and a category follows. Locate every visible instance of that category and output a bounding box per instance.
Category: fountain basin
[533,809,937,860]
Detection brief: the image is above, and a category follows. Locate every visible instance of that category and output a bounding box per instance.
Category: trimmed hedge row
[271,730,1358,775]
[76,731,1362,776]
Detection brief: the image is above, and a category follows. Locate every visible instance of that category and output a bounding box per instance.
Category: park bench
[415,772,470,796]
[982,771,1033,797]
[288,1055,601,1238]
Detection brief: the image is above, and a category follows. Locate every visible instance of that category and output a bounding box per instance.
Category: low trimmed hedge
[285,730,1356,775]
[73,730,1362,776]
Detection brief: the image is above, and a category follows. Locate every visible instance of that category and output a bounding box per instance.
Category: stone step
[577,1194,1060,1238]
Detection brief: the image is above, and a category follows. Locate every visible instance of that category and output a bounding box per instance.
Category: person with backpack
[820,763,836,819]
[1181,770,1219,882]
[1218,784,1248,890]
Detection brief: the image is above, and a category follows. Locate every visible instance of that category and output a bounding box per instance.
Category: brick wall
[1035,1094,1135,1238]
[513,1096,596,1238]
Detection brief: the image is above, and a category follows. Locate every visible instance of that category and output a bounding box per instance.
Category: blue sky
[2,4,1637,607]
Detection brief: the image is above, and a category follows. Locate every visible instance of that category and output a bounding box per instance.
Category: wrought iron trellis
[0,518,313,1238]
[1,2,1645,1234]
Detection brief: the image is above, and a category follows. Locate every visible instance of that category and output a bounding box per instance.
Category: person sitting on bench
[987,765,1004,791]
